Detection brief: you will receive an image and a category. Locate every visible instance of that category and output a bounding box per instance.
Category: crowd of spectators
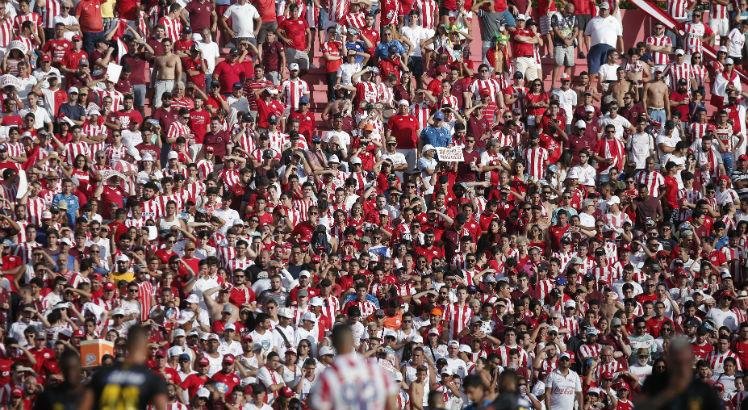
[0,0,746,408]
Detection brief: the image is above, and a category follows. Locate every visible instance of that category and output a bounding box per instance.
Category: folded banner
[436,147,464,162]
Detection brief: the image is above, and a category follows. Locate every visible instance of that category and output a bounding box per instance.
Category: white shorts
[710,17,730,37]
[515,56,541,81]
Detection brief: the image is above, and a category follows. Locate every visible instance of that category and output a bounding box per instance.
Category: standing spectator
[278,3,311,72]
[221,0,261,47]
[584,2,622,87]
[74,0,104,54]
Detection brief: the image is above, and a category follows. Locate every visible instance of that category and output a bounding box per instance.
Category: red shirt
[63,49,89,71]
[184,0,214,32]
[253,0,277,22]
[212,60,245,94]
[288,110,315,141]
[387,114,419,149]
[189,108,211,143]
[211,370,241,395]
[512,28,536,57]
[663,175,679,209]
[321,40,343,73]
[279,18,309,51]
[75,0,103,32]
[42,39,73,64]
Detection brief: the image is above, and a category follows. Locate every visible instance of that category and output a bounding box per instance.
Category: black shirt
[641,373,723,410]
[33,382,81,410]
[87,363,167,410]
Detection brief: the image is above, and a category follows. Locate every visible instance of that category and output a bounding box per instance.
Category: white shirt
[337,62,361,86]
[400,25,434,57]
[598,114,631,140]
[545,368,582,410]
[198,41,221,74]
[584,15,623,48]
[727,28,745,58]
[552,88,577,124]
[19,105,52,130]
[707,307,739,332]
[656,132,681,159]
[223,3,260,38]
[628,132,655,169]
[599,64,620,84]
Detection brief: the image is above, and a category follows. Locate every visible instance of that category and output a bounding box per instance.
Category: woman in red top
[524,79,549,129]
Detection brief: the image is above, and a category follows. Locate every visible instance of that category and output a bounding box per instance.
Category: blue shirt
[345,41,367,64]
[420,126,452,147]
[375,40,405,59]
[52,193,80,227]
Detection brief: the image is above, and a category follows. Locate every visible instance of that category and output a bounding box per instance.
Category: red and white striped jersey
[13,12,42,34]
[590,261,624,285]
[196,159,214,180]
[267,130,289,153]
[442,302,473,340]
[668,61,693,89]
[645,35,672,66]
[495,345,529,368]
[226,256,253,272]
[319,295,340,320]
[281,78,310,111]
[578,343,602,360]
[137,281,153,321]
[377,83,394,107]
[683,22,708,54]
[415,0,438,29]
[689,122,713,141]
[42,0,61,28]
[594,360,625,379]
[691,64,708,87]
[94,88,124,112]
[411,103,432,131]
[470,78,501,104]
[5,142,23,159]
[292,199,314,222]
[668,0,690,20]
[706,350,742,374]
[559,316,580,340]
[105,144,128,164]
[220,168,241,190]
[309,353,397,410]
[158,16,183,42]
[524,146,548,181]
[0,17,12,48]
[167,121,191,145]
[158,193,183,212]
[329,0,350,21]
[604,212,631,233]
[636,170,665,197]
[65,141,90,163]
[341,11,366,30]
[142,198,163,221]
[26,196,47,225]
[712,2,728,19]
[438,95,458,111]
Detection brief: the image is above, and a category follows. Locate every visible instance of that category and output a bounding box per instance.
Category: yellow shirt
[111,271,135,283]
[100,0,116,19]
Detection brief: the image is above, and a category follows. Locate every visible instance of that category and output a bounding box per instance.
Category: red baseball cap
[198,357,210,366]
[11,388,22,398]
[222,354,235,365]
[41,54,51,62]
[104,282,115,291]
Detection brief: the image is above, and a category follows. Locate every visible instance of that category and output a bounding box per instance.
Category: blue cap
[434,111,445,121]
[233,82,243,89]
[299,95,309,105]
[556,276,568,286]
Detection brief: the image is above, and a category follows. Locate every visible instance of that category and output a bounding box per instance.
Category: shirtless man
[642,68,670,129]
[609,67,633,107]
[574,71,601,104]
[152,38,182,108]
[408,365,429,410]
